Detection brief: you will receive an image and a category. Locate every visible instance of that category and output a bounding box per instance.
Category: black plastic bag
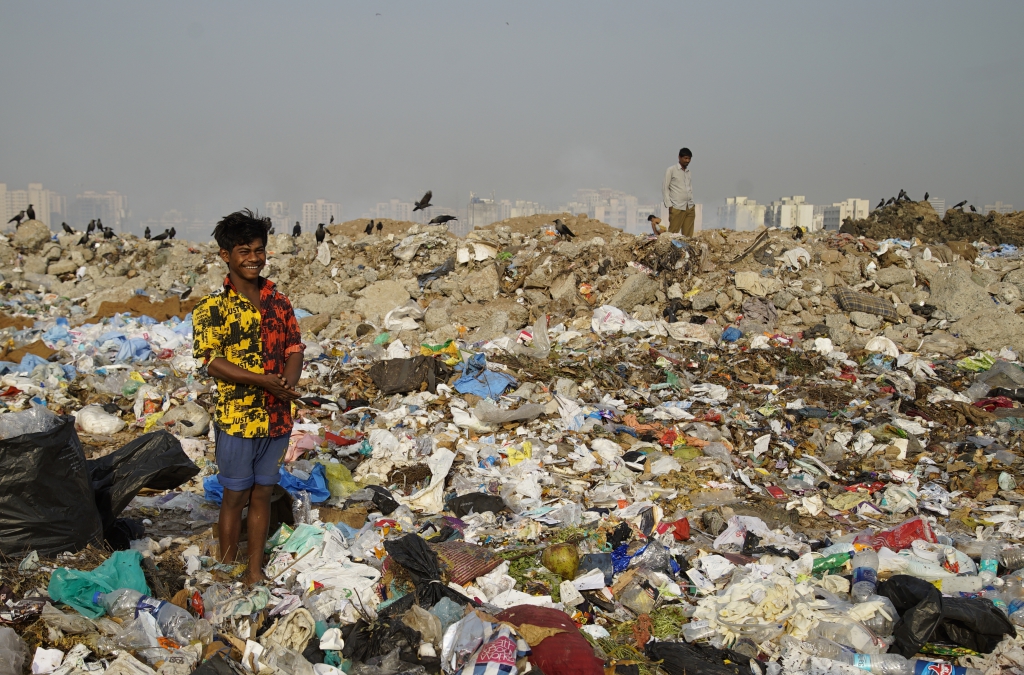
[446,492,506,517]
[645,640,748,675]
[367,485,399,516]
[88,430,199,531]
[0,416,104,557]
[384,534,475,607]
[878,574,1014,656]
[417,256,454,288]
[369,357,451,396]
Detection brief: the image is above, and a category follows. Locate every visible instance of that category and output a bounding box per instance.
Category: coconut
[541,542,580,580]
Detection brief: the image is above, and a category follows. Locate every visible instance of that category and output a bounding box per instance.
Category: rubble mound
[842,201,1024,246]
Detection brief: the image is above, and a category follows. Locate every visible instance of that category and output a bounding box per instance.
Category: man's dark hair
[679,147,693,158]
[212,209,270,251]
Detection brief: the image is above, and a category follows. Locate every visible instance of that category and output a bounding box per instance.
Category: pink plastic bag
[855,516,936,551]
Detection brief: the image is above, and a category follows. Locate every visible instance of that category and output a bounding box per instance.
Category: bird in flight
[951,200,967,210]
[145,227,151,240]
[62,222,75,234]
[429,214,457,225]
[7,210,25,225]
[315,223,326,244]
[364,220,374,235]
[26,204,35,220]
[413,191,433,211]
[553,218,575,238]
[293,222,302,237]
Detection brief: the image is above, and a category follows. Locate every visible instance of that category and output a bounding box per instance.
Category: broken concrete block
[609,272,658,310]
[875,266,915,288]
[461,265,500,303]
[927,267,992,321]
[11,220,51,251]
[354,280,411,323]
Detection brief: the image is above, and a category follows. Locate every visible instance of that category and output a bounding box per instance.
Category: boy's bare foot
[242,569,270,586]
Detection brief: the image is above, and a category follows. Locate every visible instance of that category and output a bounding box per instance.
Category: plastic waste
[0,626,29,675]
[852,547,880,602]
[836,652,982,675]
[0,405,60,440]
[94,588,199,645]
[980,540,1001,583]
[812,620,887,655]
[73,405,126,435]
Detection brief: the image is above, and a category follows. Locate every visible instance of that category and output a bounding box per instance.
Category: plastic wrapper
[73,405,126,435]
[0,626,29,675]
[855,515,937,551]
[496,605,604,675]
[40,602,98,635]
[512,315,551,360]
[159,402,211,438]
[0,405,60,440]
[472,400,545,424]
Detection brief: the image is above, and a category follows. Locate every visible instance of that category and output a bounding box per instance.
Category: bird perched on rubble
[330,215,334,224]
[923,192,929,201]
[144,227,151,240]
[7,210,25,225]
[168,227,176,239]
[951,200,967,210]
[376,221,383,233]
[553,218,575,238]
[413,190,433,211]
[885,197,895,206]
[87,220,95,233]
[292,222,301,237]
[429,214,457,225]
[315,222,326,244]
[897,189,907,201]
[875,198,885,209]
[970,205,977,213]
[61,222,74,234]
[77,232,89,246]
[151,229,170,241]
[97,218,103,229]
[102,227,115,239]
[364,220,374,235]
[26,204,35,220]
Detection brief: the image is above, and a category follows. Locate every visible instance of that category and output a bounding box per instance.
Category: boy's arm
[207,357,298,401]
[281,299,305,389]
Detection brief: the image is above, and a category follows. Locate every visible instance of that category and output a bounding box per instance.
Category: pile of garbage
[6,207,1024,675]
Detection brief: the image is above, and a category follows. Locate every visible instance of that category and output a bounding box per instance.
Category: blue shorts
[214,428,289,492]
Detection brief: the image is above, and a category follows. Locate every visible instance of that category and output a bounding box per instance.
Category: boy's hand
[260,373,299,401]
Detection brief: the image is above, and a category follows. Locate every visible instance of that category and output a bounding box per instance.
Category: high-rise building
[72,191,129,231]
[1,183,65,227]
[562,188,641,231]
[927,198,946,218]
[719,197,766,231]
[822,199,870,231]
[467,194,500,229]
[264,202,289,229]
[372,199,414,222]
[984,201,1015,215]
[766,196,815,231]
[301,200,342,229]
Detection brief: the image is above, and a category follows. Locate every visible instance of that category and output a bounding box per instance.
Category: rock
[452,299,529,331]
[849,311,881,330]
[829,325,854,346]
[47,260,78,276]
[875,266,915,288]
[424,303,451,332]
[609,272,658,310]
[825,313,850,329]
[294,293,353,317]
[691,291,718,312]
[22,255,47,275]
[299,313,331,336]
[715,292,732,309]
[988,282,1021,304]
[461,265,500,303]
[667,283,684,300]
[954,306,1024,354]
[772,291,794,310]
[1003,268,1024,295]
[884,324,919,349]
[928,267,991,321]
[819,250,841,264]
[11,220,52,251]
[269,234,295,254]
[340,276,367,293]
[549,272,577,302]
[354,280,411,322]
[524,256,560,289]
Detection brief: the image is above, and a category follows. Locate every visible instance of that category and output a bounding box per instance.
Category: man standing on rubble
[663,148,695,237]
[192,209,304,585]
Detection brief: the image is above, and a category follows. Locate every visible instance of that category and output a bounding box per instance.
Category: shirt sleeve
[281,299,305,358]
[663,166,673,209]
[192,296,225,367]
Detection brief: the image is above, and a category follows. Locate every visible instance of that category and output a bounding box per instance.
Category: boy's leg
[218,487,251,564]
[245,434,290,585]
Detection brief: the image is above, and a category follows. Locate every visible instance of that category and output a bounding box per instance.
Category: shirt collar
[222,275,276,297]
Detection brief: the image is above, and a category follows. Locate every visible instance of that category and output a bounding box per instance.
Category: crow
[103,227,115,239]
[292,222,301,237]
[330,215,334,224]
[62,222,74,234]
[364,220,374,235]
[315,222,326,245]
[951,200,967,210]
[269,226,275,234]
[413,190,433,211]
[885,197,895,206]
[77,232,89,246]
[96,218,103,229]
[151,229,170,241]
[26,204,35,220]
[376,221,382,233]
[87,220,95,233]
[144,226,151,240]
[168,227,176,239]
[923,192,929,201]
[970,204,977,213]
[876,198,885,209]
[553,218,575,238]
[7,210,25,225]
[897,189,907,201]
[429,214,457,224]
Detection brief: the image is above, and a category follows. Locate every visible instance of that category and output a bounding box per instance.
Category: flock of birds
[876,190,977,213]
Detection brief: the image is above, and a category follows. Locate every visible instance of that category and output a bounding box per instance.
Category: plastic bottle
[1001,547,1024,572]
[980,541,1001,583]
[935,576,983,594]
[851,547,880,602]
[812,620,885,655]
[779,635,846,660]
[94,589,197,645]
[836,652,982,674]
[681,620,715,642]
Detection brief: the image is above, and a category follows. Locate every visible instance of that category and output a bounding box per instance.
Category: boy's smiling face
[219,237,266,282]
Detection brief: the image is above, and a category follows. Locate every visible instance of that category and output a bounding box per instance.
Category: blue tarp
[453,353,516,399]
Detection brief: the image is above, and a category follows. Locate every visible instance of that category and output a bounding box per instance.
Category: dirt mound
[841,201,1024,246]
[480,212,620,240]
[327,218,420,239]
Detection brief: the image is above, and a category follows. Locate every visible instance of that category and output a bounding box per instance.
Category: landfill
[7,199,1024,675]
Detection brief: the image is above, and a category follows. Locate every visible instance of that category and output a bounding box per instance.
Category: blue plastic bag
[454,353,516,399]
[204,463,330,504]
[721,326,742,342]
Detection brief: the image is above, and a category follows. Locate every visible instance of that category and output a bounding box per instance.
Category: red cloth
[495,605,604,675]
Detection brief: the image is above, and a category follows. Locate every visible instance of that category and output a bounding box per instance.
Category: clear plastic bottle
[980,541,1002,583]
[779,635,846,660]
[681,620,715,642]
[851,547,880,603]
[837,652,982,675]
[812,620,885,655]
[1001,547,1024,572]
[94,589,198,645]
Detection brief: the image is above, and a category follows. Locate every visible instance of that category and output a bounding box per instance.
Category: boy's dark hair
[679,147,693,158]
[212,209,270,251]
[647,214,657,221]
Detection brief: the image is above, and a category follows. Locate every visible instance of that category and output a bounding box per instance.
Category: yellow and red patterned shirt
[192,276,304,438]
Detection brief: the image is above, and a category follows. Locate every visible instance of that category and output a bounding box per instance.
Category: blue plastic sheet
[453,353,516,399]
[115,337,152,363]
[721,326,742,342]
[204,463,330,504]
[0,353,50,375]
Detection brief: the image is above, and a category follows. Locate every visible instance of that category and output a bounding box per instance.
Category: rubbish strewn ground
[4,201,1024,674]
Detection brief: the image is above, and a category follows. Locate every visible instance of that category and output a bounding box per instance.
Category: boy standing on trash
[192,209,304,585]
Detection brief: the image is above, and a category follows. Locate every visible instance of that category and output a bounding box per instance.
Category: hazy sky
[2,1,1023,227]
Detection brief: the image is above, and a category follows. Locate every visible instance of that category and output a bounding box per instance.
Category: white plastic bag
[73,405,126,435]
